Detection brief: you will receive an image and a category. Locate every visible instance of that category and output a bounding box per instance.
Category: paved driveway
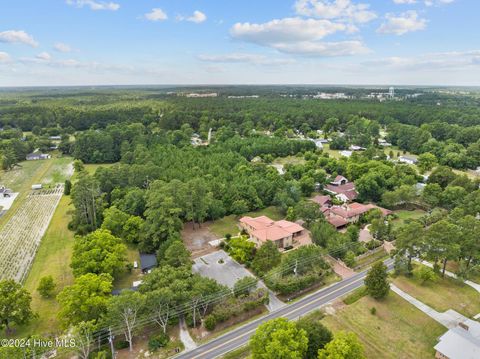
[192,250,286,311]
[193,250,254,288]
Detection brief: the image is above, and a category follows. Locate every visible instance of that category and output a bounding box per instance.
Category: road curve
[175,258,395,359]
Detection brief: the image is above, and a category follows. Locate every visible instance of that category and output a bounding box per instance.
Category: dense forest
[0,86,479,358]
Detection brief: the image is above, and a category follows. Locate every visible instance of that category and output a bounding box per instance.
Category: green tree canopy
[365,262,390,300]
[0,280,35,334]
[250,318,308,359]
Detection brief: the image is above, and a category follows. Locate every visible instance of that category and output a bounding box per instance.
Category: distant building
[324,202,392,230]
[378,139,392,147]
[325,176,358,202]
[398,156,418,165]
[330,175,348,186]
[389,87,395,98]
[340,150,352,158]
[239,216,310,249]
[49,135,62,141]
[26,153,51,161]
[349,145,366,151]
[434,319,480,359]
[310,139,323,149]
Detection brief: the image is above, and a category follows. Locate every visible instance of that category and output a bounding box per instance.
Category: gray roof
[434,320,480,359]
[140,253,157,271]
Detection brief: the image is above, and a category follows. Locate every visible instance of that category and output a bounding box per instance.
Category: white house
[434,319,480,359]
[398,156,418,165]
[340,150,352,158]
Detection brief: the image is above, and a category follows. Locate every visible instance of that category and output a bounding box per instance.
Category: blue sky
[0,0,479,86]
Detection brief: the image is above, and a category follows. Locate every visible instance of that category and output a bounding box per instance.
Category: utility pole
[294,259,298,276]
[109,327,115,359]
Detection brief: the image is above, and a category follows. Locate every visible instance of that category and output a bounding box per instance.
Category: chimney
[459,322,469,331]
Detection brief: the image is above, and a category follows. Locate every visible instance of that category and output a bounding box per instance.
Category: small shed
[140,253,158,273]
[32,184,43,190]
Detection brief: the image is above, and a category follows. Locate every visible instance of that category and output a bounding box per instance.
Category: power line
[65,240,365,352]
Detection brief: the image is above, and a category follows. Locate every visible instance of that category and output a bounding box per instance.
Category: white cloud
[0,52,11,63]
[425,0,454,6]
[273,40,370,56]
[54,42,72,52]
[36,52,52,61]
[145,8,168,22]
[178,10,207,24]
[362,50,480,71]
[0,30,38,47]
[393,0,417,4]
[66,0,119,11]
[231,17,355,44]
[197,53,295,65]
[377,11,427,35]
[294,0,377,23]
[230,17,367,56]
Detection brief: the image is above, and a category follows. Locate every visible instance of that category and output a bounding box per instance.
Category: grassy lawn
[271,155,306,166]
[15,195,76,338]
[41,156,73,185]
[83,162,115,175]
[320,144,342,159]
[221,345,251,359]
[446,261,480,284]
[393,265,480,318]
[207,206,284,238]
[323,292,446,359]
[391,209,426,229]
[113,246,142,290]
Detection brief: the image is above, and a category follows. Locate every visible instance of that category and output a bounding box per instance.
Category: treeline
[388,122,480,169]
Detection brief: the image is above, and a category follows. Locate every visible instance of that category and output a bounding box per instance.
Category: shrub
[114,340,129,350]
[204,315,217,331]
[370,307,377,315]
[185,313,201,328]
[343,251,356,268]
[37,275,56,298]
[233,276,258,297]
[225,233,232,240]
[416,266,437,285]
[343,287,367,305]
[148,333,170,351]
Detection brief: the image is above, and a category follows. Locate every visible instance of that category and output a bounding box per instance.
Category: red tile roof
[325,182,356,194]
[327,216,348,228]
[239,215,274,230]
[311,195,331,206]
[240,216,305,242]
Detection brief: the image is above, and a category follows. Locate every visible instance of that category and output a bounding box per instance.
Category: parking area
[192,250,254,288]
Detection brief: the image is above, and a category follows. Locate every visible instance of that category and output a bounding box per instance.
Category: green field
[271,155,306,166]
[0,157,73,229]
[393,265,480,317]
[16,195,76,338]
[391,209,426,229]
[323,292,446,359]
[207,206,284,238]
[113,246,142,290]
[83,162,115,175]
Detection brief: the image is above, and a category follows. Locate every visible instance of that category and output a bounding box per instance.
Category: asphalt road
[175,258,395,359]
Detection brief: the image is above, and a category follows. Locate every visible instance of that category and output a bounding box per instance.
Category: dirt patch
[189,306,267,341]
[115,324,183,359]
[182,221,219,258]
